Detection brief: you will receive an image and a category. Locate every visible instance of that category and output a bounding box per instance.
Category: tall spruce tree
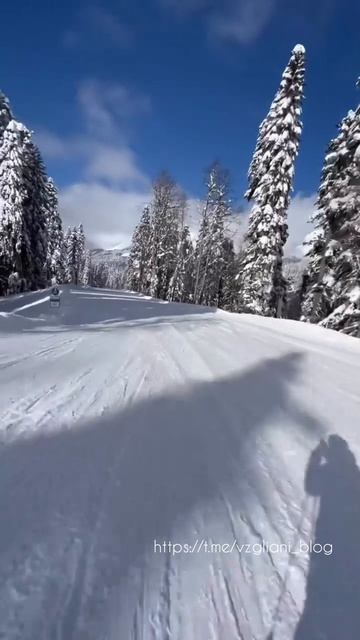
[81,249,91,286]
[23,138,49,288]
[238,44,305,317]
[0,94,12,294]
[0,90,64,294]
[91,262,107,289]
[64,224,86,285]
[148,173,182,300]
[193,200,210,304]
[106,262,125,289]
[126,206,152,292]
[139,205,152,292]
[45,178,64,283]
[62,227,70,283]
[167,225,194,302]
[302,92,360,336]
[194,162,231,306]
[302,99,360,335]
[218,238,237,311]
[64,226,76,284]
[300,114,353,323]
[0,121,33,284]
[0,93,12,138]
[75,224,86,284]
[91,259,125,290]
[283,257,306,319]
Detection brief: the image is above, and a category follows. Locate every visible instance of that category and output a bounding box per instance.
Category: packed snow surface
[0,286,359,640]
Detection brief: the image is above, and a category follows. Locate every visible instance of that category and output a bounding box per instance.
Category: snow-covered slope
[0,287,359,640]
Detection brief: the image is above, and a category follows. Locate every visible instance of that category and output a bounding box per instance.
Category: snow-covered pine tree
[81,249,91,286]
[204,189,228,307]
[300,114,354,323]
[125,242,138,291]
[0,92,14,293]
[193,200,210,304]
[90,262,107,289]
[106,262,125,290]
[238,44,305,317]
[167,225,194,302]
[218,238,237,311]
[22,137,49,288]
[90,259,125,290]
[75,224,86,284]
[283,257,306,319]
[63,224,86,285]
[64,226,76,284]
[0,120,33,286]
[194,162,231,307]
[137,206,152,293]
[0,90,64,294]
[44,178,64,283]
[148,173,182,300]
[301,98,360,336]
[62,227,71,283]
[126,206,151,292]
[0,93,12,138]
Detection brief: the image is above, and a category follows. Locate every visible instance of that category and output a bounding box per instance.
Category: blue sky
[1,0,360,250]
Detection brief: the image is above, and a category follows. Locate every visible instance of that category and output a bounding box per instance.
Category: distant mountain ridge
[90,247,130,266]
[90,247,304,271]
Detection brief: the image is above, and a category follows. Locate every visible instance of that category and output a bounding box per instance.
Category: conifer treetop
[292,44,305,55]
[239,44,306,317]
[0,92,13,134]
[5,119,27,134]
[246,44,305,206]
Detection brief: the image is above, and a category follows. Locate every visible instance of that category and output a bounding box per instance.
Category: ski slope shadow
[293,435,360,640]
[0,352,324,639]
[0,287,218,335]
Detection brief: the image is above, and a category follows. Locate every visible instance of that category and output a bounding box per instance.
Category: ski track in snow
[0,285,360,640]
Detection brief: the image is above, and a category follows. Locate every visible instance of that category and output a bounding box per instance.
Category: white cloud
[78,80,150,139]
[285,193,315,257]
[209,0,276,45]
[159,0,209,14]
[85,145,149,187]
[60,183,151,249]
[186,197,203,234]
[35,131,68,158]
[35,135,149,189]
[36,80,152,248]
[38,76,313,255]
[86,7,133,46]
[160,0,277,44]
[63,7,133,50]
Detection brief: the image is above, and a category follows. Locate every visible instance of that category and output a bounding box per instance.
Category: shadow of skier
[0,352,324,638]
[294,435,360,640]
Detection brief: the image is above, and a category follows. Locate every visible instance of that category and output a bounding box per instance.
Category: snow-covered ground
[0,286,359,640]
